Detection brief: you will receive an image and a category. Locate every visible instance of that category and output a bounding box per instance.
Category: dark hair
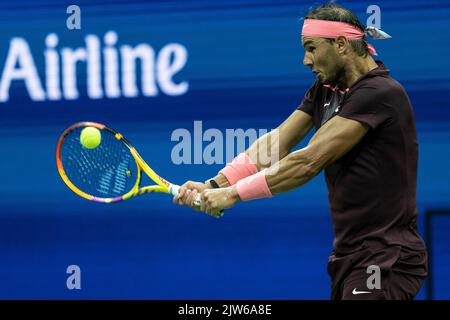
[304,2,369,57]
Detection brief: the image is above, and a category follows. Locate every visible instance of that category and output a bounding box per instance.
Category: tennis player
[174,3,428,300]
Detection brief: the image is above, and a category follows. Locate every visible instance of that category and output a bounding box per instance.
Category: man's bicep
[308,116,369,169]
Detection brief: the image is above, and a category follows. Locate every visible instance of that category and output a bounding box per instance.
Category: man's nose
[303,53,313,67]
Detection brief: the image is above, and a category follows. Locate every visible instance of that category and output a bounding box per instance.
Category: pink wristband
[219,153,258,185]
[236,169,272,201]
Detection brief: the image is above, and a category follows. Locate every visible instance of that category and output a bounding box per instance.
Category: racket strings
[61,127,139,198]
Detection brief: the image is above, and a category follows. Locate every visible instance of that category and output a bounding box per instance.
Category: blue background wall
[0,0,449,299]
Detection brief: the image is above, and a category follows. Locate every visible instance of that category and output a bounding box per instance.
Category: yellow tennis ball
[80,127,101,149]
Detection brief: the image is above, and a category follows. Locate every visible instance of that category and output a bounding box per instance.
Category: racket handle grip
[170,184,202,206]
[169,184,180,196]
[169,184,202,207]
[169,184,224,217]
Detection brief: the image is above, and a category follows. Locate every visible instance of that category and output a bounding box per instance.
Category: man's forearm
[264,146,322,194]
[206,131,280,188]
[209,112,314,189]
[246,130,285,171]
[264,115,369,194]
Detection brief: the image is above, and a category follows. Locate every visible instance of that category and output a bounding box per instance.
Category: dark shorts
[328,243,428,300]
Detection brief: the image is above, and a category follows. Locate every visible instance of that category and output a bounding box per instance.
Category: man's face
[301,36,343,84]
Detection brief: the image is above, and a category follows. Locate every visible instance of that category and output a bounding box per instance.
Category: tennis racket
[55,121,223,217]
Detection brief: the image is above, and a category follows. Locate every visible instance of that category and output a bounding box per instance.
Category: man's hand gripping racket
[55,122,224,218]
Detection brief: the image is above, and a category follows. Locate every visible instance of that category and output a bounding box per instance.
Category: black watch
[206,179,224,218]
[208,179,220,189]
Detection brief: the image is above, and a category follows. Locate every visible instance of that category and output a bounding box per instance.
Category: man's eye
[308,47,316,52]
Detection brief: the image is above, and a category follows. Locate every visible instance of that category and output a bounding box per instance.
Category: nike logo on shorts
[352,288,372,295]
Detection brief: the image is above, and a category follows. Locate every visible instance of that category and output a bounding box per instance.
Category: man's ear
[335,36,349,54]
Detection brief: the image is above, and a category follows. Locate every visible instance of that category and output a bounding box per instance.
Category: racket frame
[56,122,176,203]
